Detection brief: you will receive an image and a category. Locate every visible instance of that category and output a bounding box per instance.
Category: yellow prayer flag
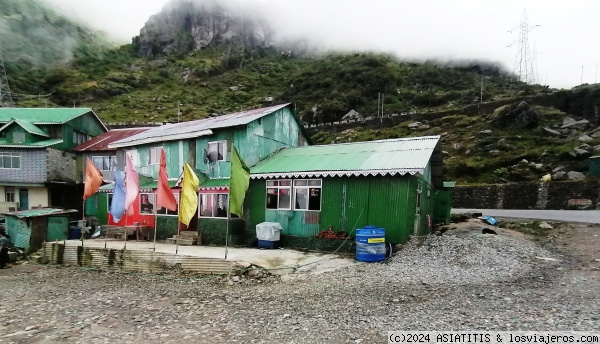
[178,163,199,226]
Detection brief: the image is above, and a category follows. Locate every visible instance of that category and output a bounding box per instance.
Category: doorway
[19,189,29,210]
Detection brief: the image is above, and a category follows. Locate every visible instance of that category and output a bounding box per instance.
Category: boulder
[579,135,593,142]
[567,171,585,181]
[591,131,600,139]
[534,163,543,169]
[562,117,576,126]
[561,119,590,130]
[490,101,539,129]
[341,109,362,121]
[552,171,566,180]
[479,129,493,135]
[539,222,553,229]
[408,122,421,129]
[418,124,431,130]
[570,148,592,158]
[542,127,561,136]
[552,166,565,173]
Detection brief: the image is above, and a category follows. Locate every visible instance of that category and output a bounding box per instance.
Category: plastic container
[355,225,386,262]
[258,239,280,249]
[68,226,82,240]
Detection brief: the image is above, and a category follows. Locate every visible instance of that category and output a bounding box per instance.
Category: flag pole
[152,211,157,252]
[81,198,85,248]
[224,207,230,259]
[175,221,180,255]
[124,213,128,250]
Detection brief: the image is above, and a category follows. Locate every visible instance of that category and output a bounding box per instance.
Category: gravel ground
[1,223,599,344]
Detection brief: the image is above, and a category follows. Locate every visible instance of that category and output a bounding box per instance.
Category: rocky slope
[133,0,272,56]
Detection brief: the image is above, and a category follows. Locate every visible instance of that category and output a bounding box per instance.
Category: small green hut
[3,208,77,252]
[245,136,446,246]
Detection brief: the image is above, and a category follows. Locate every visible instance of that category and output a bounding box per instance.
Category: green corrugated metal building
[246,136,447,245]
[3,208,77,252]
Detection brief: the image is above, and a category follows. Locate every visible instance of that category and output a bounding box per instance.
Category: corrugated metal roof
[0,138,63,148]
[73,128,152,152]
[199,178,229,190]
[3,208,78,218]
[250,136,441,179]
[109,103,291,148]
[0,108,93,124]
[0,118,49,137]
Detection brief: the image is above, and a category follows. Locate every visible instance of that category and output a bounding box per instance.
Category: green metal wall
[4,125,34,144]
[245,179,266,242]
[85,193,108,225]
[47,216,68,241]
[247,175,420,245]
[434,189,453,225]
[58,112,107,151]
[6,217,30,249]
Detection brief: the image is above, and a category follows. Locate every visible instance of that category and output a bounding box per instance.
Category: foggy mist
[39,0,600,89]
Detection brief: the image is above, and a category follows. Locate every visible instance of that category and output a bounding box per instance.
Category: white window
[199,193,229,218]
[12,132,25,143]
[149,147,162,165]
[5,186,15,202]
[92,156,116,171]
[157,193,179,216]
[266,180,292,210]
[207,140,227,162]
[293,179,322,211]
[0,152,20,169]
[125,149,139,167]
[140,193,155,215]
[73,131,88,145]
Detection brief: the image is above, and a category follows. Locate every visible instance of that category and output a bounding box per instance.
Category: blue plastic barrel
[355,225,386,262]
[68,226,81,240]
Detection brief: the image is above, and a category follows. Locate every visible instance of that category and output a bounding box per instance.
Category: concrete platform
[54,239,358,275]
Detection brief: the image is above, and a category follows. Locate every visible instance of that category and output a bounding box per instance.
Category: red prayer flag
[84,158,103,200]
[157,149,177,211]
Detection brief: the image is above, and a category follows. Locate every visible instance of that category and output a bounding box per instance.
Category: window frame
[266,179,292,210]
[5,186,15,203]
[292,179,322,212]
[0,152,21,169]
[139,192,155,215]
[207,140,227,162]
[72,131,88,145]
[92,155,116,171]
[199,192,229,218]
[107,193,113,209]
[148,147,162,165]
[156,192,180,216]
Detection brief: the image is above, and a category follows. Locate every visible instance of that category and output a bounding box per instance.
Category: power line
[507,9,540,84]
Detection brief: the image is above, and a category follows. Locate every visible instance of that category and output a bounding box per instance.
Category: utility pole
[377,92,380,118]
[480,76,483,104]
[381,93,384,121]
[0,51,12,107]
[507,9,540,84]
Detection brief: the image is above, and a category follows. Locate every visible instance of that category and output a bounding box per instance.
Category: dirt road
[1,221,599,343]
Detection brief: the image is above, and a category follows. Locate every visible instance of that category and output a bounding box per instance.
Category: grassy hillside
[0,0,114,95]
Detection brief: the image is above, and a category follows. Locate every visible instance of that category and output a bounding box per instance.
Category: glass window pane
[167,194,179,215]
[308,180,321,186]
[200,194,213,217]
[215,194,228,218]
[12,156,19,168]
[266,181,277,187]
[3,157,10,168]
[295,188,308,210]
[140,193,154,214]
[266,188,278,209]
[279,180,291,186]
[308,188,321,211]
[279,189,291,209]
[294,180,308,186]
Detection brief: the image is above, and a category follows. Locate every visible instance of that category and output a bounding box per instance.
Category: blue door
[19,189,29,210]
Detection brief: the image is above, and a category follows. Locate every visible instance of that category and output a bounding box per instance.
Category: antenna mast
[507,10,540,84]
[0,51,12,107]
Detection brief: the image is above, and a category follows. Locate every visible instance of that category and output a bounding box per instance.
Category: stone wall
[47,148,77,183]
[453,180,600,210]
